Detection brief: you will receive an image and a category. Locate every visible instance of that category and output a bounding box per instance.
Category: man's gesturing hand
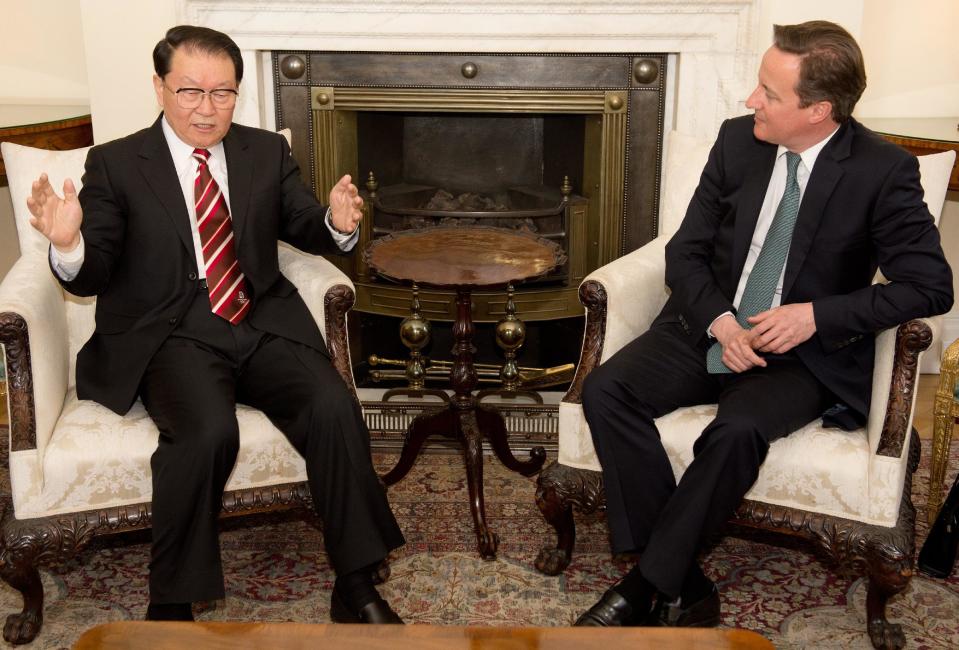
[328,174,364,235]
[747,302,816,354]
[26,173,83,252]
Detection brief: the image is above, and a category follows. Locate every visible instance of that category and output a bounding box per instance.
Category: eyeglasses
[163,84,238,109]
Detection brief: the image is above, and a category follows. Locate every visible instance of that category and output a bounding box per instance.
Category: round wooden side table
[365,225,566,558]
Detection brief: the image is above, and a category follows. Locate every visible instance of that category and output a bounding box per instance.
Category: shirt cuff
[49,234,85,281]
[325,207,359,251]
[707,311,734,339]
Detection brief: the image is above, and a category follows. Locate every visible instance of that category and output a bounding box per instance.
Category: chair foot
[867,618,905,650]
[865,556,911,650]
[3,610,42,646]
[534,461,605,575]
[0,547,43,645]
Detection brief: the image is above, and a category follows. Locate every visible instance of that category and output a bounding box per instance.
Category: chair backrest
[2,142,95,389]
[659,131,714,238]
[1,129,296,391]
[916,150,955,227]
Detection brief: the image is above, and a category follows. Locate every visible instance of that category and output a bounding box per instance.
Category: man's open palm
[27,173,83,251]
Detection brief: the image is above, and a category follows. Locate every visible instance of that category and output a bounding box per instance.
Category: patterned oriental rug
[4,442,958,649]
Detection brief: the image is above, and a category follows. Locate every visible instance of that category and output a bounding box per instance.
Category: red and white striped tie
[193,148,250,324]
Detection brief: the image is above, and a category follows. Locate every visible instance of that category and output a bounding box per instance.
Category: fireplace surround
[273,51,666,378]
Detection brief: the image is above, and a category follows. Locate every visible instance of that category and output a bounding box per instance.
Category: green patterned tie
[707,151,802,374]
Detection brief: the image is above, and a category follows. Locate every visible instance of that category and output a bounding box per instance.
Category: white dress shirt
[708,126,840,335]
[51,116,357,281]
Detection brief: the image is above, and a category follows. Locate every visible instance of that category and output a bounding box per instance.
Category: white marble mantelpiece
[177,0,762,137]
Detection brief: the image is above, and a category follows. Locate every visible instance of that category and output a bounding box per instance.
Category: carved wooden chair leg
[534,463,576,575]
[865,569,909,650]
[0,541,44,645]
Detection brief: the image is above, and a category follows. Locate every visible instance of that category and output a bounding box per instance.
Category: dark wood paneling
[0,116,93,184]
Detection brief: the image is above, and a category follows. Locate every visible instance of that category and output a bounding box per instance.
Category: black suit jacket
[60,116,344,415]
[656,115,953,417]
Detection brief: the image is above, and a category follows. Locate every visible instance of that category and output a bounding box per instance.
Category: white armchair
[533,131,955,650]
[0,140,360,644]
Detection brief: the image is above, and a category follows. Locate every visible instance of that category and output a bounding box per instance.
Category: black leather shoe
[919,473,959,578]
[145,602,194,621]
[650,584,721,627]
[330,588,403,624]
[574,588,651,626]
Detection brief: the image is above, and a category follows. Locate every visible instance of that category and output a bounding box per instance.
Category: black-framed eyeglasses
[163,84,238,109]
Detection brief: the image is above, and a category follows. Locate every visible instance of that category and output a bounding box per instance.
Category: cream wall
[857,0,959,118]
[78,0,174,144]
[0,2,88,104]
[0,1,91,276]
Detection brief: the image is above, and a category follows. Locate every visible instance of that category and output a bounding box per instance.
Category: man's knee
[582,363,657,423]
[304,380,361,431]
[582,364,621,417]
[694,416,769,466]
[180,414,240,460]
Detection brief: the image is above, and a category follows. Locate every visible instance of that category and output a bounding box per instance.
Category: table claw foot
[477,527,499,559]
[520,446,548,476]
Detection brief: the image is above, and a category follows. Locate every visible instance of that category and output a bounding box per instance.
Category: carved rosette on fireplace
[273,52,666,379]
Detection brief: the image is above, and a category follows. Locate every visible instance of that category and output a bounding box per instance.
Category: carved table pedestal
[365,226,565,558]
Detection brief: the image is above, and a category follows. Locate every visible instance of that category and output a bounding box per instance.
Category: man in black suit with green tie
[576,21,953,627]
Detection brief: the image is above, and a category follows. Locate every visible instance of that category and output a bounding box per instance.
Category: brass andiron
[477,284,543,404]
[381,284,450,403]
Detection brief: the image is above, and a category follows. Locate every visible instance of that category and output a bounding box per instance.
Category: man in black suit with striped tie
[26,25,405,624]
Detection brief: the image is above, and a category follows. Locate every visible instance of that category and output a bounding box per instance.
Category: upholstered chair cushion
[557,142,953,528]
[0,136,349,519]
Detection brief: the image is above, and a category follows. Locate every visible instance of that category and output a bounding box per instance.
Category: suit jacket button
[188,272,197,281]
[168,317,177,325]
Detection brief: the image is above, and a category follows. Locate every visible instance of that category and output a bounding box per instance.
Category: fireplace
[273,51,666,383]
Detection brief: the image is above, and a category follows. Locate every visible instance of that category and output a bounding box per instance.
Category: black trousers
[582,322,832,598]
[139,291,404,604]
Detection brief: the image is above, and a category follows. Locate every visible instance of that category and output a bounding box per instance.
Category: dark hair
[153,25,243,83]
[773,21,866,123]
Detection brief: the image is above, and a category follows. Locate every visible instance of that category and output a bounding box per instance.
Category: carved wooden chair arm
[0,254,71,456]
[875,318,933,458]
[564,236,670,404]
[277,244,358,396]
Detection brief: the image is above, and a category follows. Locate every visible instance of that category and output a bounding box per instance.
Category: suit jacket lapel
[223,126,253,250]
[137,116,194,254]
[732,143,777,284]
[781,121,851,299]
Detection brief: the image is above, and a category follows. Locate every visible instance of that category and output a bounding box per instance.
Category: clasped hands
[711,303,816,373]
